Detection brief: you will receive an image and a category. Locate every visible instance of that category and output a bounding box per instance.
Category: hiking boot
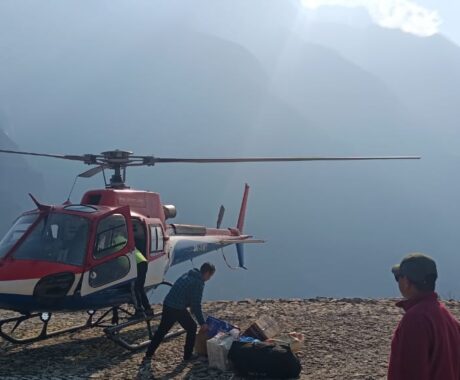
[183,353,200,362]
[139,355,154,378]
[145,309,154,318]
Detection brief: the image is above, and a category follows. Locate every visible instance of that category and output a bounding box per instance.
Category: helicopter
[0,148,419,350]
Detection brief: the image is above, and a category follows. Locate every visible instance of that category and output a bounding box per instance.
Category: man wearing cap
[388,253,460,380]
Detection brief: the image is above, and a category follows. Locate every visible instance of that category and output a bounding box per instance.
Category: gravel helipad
[1,298,459,379]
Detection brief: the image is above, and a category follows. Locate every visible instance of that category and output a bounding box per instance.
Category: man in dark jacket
[145,262,215,361]
[388,253,460,380]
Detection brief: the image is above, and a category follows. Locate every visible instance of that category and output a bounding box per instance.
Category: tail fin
[236,244,246,270]
[236,184,250,269]
[237,184,250,232]
[216,205,225,229]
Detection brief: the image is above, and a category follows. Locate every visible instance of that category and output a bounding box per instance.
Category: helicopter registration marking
[117,195,146,207]
[193,243,208,253]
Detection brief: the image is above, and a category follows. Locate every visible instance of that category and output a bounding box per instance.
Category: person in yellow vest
[133,247,154,319]
[112,233,153,319]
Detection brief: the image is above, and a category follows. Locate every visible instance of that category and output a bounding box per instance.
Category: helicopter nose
[34,272,75,300]
[0,260,78,312]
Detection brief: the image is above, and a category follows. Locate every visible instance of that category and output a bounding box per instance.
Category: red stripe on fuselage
[0,260,82,281]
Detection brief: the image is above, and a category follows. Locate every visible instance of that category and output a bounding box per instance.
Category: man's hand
[199,324,209,334]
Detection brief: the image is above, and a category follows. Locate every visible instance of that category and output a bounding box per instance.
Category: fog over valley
[1,0,460,301]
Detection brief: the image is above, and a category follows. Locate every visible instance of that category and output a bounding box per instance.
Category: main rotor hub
[101,150,133,165]
[99,150,134,189]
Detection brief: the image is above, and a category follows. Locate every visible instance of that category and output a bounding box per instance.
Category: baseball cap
[392,253,438,284]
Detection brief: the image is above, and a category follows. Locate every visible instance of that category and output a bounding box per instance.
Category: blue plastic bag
[206,316,235,338]
[239,336,260,343]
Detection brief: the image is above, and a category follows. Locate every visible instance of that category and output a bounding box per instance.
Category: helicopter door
[145,222,168,286]
[80,206,137,297]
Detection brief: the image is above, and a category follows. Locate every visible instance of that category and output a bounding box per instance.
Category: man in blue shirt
[145,262,215,361]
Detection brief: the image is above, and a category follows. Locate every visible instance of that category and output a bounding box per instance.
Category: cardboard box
[194,330,208,356]
[243,316,280,341]
[267,332,304,353]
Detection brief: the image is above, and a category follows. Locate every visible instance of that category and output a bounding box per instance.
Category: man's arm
[388,314,432,380]
[190,282,205,326]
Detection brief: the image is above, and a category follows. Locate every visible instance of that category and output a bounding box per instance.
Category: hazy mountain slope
[1,3,460,299]
[302,23,460,151]
[180,6,421,153]
[0,26,328,151]
[0,128,43,234]
[267,41,418,152]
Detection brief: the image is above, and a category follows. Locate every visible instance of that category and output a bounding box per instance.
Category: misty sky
[414,0,460,43]
[1,0,460,300]
[0,0,458,45]
[302,0,460,44]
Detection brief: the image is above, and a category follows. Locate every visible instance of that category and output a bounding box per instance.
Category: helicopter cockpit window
[0,214,39,259]
[12,213,89,266]
[94,214,128,259]
[150,225,164,254]
[89,255,131,288]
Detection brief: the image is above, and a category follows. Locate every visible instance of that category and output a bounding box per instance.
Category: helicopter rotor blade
[0,149,91,162]
[151,156,420,164]
[78,165,105,178]
[0,149,421,165]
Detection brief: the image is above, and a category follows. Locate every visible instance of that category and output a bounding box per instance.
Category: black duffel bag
[228,341,302,378]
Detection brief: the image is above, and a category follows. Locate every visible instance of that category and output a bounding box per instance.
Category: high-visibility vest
[135,249,147,264]
[113,234,127,247]
[113,235,146,264]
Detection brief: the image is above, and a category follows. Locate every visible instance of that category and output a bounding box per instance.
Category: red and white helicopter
[0,149,419,349]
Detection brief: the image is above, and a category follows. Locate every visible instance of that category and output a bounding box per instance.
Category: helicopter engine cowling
[163,205,177,219]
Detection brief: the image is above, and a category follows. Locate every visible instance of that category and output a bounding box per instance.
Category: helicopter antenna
[102,167,108,188]
[66,175,79,203]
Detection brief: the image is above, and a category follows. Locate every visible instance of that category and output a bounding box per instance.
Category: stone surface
[1,298,459,379]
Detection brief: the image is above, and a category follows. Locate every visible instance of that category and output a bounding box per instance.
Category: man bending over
[145,262,215,361]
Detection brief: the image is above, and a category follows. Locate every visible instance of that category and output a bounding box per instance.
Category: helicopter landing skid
[0,306,184,349]
[103,310,185,351]
[0,307,118,345]
[0,307,126,345]
[102,280,185,351]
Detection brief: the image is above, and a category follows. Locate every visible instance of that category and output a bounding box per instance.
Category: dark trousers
[146,305,197,359]
[135,262,151,312]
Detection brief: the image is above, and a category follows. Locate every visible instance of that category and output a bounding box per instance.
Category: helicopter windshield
[0,213,39,259]
[12,212,90,266]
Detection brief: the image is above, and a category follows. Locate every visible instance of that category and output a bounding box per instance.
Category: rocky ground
[1,298,460,379]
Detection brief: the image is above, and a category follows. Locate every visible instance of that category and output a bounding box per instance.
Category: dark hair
[200,262,216,275]
[412,273,437,292]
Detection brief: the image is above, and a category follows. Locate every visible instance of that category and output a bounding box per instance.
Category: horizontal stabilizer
[218,239,265,245]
